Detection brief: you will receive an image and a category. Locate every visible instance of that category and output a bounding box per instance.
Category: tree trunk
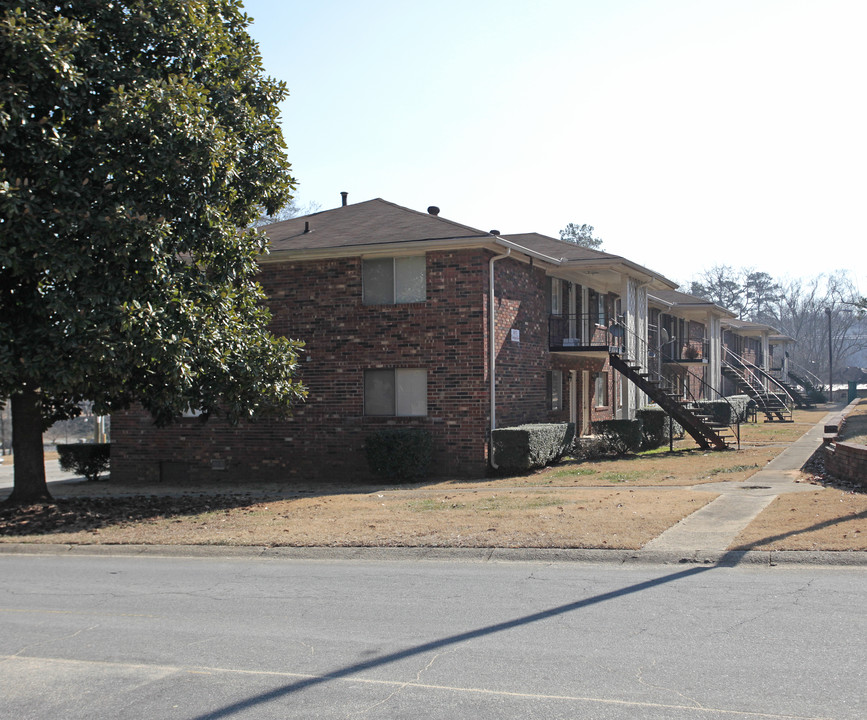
[6,390,52,504]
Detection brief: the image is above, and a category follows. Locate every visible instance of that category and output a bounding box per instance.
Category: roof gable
[263,198,493,253]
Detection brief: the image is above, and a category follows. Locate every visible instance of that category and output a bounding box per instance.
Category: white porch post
[707,311,722,399]
[620,276,648,418]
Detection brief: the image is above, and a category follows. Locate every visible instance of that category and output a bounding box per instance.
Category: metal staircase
[608,352,734,449]
[722,348,794,422]
[787,362,827,404]
[606,320,738,451]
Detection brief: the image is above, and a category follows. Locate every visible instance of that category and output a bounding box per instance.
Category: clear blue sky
[242,0,866,293]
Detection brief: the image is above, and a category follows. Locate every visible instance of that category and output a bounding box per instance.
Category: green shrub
[691,395,753,425]
[57,443,110,482]
[365,429,433,481]
[636,406,683,450]
[492,423,575,471]
[806,388,827,404]
[591,419,643,455]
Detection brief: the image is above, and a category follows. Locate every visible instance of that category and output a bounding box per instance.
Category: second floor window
[362,256,426,305]
[551,278,563,316]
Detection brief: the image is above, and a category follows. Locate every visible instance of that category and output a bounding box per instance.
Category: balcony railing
[549,314,622,351]
[662,338,710,363]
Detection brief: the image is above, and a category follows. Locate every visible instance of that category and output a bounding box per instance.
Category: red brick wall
[112,249,493,482]
[825,442,867,487]
[111,249,621,483]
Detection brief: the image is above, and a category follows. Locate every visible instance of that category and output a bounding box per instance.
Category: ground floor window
[548,369,563,411]
[594,371,609,407]
[364,368,427,416]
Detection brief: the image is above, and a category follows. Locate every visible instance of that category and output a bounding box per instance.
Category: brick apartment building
[111,198,681,482]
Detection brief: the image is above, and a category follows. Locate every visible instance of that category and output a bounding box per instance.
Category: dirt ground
[1,405,865,551]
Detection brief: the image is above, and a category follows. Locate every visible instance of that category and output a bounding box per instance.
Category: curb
[1,542,866,567]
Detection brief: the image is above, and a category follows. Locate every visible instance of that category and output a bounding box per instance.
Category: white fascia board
[259,235,568,268]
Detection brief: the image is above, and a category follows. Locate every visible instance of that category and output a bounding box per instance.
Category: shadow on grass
[729,509,867,551]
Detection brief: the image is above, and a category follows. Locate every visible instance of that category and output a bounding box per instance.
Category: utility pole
[825,307,832,402]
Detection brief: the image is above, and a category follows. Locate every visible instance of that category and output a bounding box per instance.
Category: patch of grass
[549,467,598,478]
[524,496,567,509]
[406,497,467,512]
[407,494,567,513]
[600,471,644,483]
[708,464,760,476]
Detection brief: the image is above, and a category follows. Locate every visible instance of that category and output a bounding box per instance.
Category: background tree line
[687,265,867,385]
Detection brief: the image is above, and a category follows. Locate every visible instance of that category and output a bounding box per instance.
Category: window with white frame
[551,278,563,316]
[364,369,427,416]
[594,371,608,407]
[362,256,426,305]
[548,369,563,411]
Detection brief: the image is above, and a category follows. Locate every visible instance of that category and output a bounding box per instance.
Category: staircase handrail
[724,347,794,409]
[613,318,740,448]
[787,360,825,390]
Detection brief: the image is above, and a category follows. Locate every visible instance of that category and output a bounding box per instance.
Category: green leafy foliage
[591,419,643,455]
[57,443,110,482]
[0,1,306,500]
[492,423,575,471]
[559,223,603,249]
[636,406,683,450]
[365,429,433,481]
[690,395,753,425]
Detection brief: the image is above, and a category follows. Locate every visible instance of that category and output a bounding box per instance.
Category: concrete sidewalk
[642,407,836,556]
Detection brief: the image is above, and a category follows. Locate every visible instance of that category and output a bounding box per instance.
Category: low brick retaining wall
[823,400,867,488]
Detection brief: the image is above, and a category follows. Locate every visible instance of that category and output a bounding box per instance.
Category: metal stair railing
[787,360,826,394]
[723,347,794,421]
[611,318,739,450]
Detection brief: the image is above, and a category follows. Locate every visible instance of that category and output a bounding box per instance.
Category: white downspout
[489,247,511,469]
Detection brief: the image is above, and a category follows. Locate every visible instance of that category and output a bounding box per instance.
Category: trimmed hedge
[57,443,110,482]
[636,406,684,450]
[492,423,575,471]
[365,428,433,481]
[591,419,643,455]
[691,395,753,425]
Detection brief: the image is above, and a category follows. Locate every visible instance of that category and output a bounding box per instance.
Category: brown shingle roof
[263,198,493,252]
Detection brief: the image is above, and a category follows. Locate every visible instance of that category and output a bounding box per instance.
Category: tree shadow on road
[189,562,723,720]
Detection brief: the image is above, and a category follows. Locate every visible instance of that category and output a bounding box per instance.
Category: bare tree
[774,273,866,381]
[253,198,322,227]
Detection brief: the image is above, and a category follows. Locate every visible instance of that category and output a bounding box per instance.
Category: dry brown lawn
[0,488,717,550]
[2,405,863,552]
[731,488,867,551]
[838,401,867,445]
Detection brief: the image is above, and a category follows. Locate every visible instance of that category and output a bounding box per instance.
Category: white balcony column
[620,276,648,418]
[707,311,722,398]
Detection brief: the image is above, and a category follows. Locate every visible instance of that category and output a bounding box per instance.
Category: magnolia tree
[0,1,307,503]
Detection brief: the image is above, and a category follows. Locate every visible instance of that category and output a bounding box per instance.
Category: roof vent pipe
[427,206,440,216]
[489,230,500,235]
[303,221,310,234]
[340,191,348,206]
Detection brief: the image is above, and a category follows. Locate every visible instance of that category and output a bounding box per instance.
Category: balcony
[549,314,623,354]
[660,338,709,364]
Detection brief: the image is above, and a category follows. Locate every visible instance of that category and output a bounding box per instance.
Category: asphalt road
[2,553,865,719]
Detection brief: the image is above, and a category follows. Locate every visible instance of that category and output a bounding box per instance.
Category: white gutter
[489,247,511,469]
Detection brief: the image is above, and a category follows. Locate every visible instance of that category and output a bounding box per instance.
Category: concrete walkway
[642,407,836,555]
